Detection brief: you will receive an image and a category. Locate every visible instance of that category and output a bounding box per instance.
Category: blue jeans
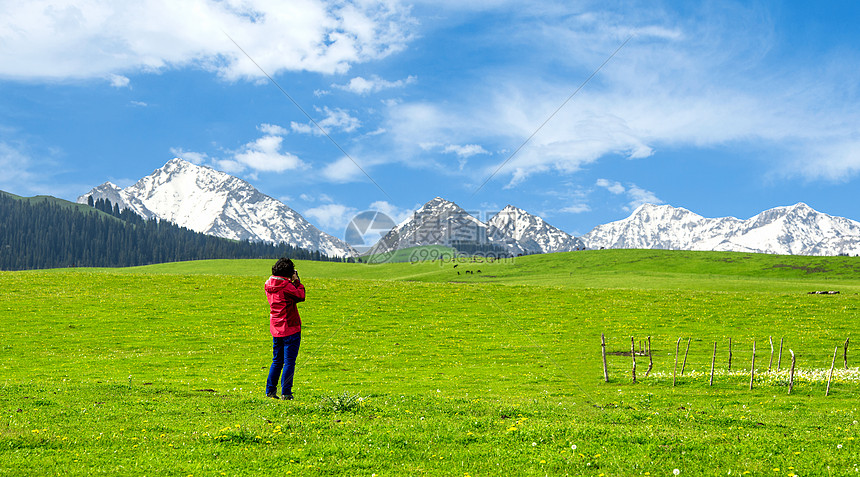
[266,333,301,396]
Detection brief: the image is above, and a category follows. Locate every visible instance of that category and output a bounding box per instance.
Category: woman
[264,257,305,400]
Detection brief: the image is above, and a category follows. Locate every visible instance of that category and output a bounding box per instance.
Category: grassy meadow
[2,249,860,475]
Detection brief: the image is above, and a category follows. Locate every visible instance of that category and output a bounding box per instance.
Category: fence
[601,334,853,396]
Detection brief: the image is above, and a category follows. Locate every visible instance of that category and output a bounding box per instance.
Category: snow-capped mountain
[488,205,585,254]
[81,182,158,219]
[370,197,525,256]
[76,158,860,259]
[581,203,860,256]
[77,158,356,257]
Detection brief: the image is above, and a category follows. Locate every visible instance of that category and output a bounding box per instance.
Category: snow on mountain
[77,158,356,258]
[80,181,158,220]
[370,197,524,256]
[581,203,860,256]
[487,205,585,254]
[76,160,860,259]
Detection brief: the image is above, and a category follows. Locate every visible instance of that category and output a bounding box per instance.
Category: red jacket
[265,276,305,337]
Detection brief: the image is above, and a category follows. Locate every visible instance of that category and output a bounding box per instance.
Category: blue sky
[2,0,859,239]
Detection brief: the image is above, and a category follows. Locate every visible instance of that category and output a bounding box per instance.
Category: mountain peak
[632,203,688,214]
[785,202,814,213]
[424,196,456,208]
[499,204,525,214]
[488,205,584,253]
[78,159,356,257]
[371,196,523,256]
[166,157,193,167]
[583,202,860,255]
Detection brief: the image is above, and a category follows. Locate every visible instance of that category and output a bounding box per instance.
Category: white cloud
[373,3,860,186]
[334,74,417,95]
[0,137,87,198]
[198,123,304,174]
[595,179,663,212]
[386,102,471,150]
[367,200,413,224]
[321,155,366,182]
[782,139,860,182]
[547,184,592,215]
[596,179,625,195]
[232,134,303,173]
[129,100,147,107]
[364,127,387,137]
[442,144,489,158]
[0,0,415,81]
[624,185,663,211]
[418,142,490,170]
[304,203,357,230]
[560,203,591,213]
[291,107,360,136]
[300,193,334,202]
[0,141,36,191]
[109,74,130,88]
[418,141,441,151]
[258,123,288,136]
[169,148,208,165]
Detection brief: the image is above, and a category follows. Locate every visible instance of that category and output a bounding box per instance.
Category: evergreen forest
[0,191,336,271]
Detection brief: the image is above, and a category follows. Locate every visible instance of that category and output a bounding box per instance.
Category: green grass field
[359,245,457,263]
[2,250,860,475]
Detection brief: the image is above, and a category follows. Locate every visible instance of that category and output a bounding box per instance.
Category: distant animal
[453,264,458,268]
[457,271,460,275]
[477,270,481,273]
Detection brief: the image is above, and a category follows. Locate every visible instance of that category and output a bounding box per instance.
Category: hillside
[129,249,860,293]
[4,249,860,475]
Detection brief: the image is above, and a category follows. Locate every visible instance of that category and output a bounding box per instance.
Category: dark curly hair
[272,257,295,277]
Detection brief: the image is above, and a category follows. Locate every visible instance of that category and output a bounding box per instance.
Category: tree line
[0,192,339,271]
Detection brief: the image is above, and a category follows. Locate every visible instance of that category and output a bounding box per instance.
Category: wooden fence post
[749,340,756,390]
[710,341,717,386]
[844,338,850,370]
[826,346,838,396]
[778,338,784,372]
[631,337,637,383]
[601,333,609,383]
[681,338,691,376]
[788,349,796,395]
[728,337,733,371]
[645,336,653,378]
[673,337,681,386]
[768,336,774,372]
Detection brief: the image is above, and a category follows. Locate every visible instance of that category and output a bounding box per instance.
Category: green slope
[0,189,117,219]
[127,249,860,292]
[3,249,860,474]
